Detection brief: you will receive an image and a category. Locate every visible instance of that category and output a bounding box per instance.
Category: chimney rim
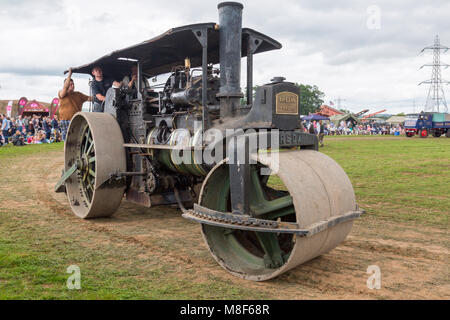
[217,2,244,10]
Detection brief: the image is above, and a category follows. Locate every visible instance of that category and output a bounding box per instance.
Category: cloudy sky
[1,0,450,114]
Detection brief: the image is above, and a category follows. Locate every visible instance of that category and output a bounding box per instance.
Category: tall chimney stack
[217,2,244,119]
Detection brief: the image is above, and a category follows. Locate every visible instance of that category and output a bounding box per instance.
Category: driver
[121,64,149,96]
[90,66,120,112]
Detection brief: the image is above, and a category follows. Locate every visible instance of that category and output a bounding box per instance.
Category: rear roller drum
[200,150,356,281]
[64,112,127,218]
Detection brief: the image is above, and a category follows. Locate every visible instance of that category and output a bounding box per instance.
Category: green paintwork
[54,162,77,192]
[157,149,207,177]
[79,125,95,204]
[201,163,295,269]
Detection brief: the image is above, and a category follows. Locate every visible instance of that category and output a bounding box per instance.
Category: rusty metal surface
[126,187,151,207]
[185,204,363,236]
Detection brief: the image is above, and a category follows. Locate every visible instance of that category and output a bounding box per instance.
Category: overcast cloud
[1,0,450,114]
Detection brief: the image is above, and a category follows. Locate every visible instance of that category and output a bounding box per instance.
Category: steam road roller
[55,2,364,281]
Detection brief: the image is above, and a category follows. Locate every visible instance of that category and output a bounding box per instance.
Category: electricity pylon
[419,35,449,113]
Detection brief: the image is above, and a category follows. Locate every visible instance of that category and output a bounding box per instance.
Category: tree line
[243,83,325,115]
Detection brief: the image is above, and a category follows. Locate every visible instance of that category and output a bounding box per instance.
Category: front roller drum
[64,112,127,218]
[199,150,357,281]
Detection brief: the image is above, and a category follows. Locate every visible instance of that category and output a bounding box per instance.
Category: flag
[50,98,60,119]
[6,101,13,117]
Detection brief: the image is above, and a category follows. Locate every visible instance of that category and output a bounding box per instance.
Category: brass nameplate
[276,92,298,115]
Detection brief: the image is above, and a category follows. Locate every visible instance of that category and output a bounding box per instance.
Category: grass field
[322,136,449,226]
[0,136,448,299]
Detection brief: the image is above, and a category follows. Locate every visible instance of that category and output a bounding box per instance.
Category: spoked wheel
[64,112,126,219]
[432,131,441,138]
[420,129,428,138]
[200,150,356,281]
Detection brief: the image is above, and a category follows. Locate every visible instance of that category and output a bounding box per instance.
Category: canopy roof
[69,23,282,79]
[22,100,49,113]
[386,116,406,124]
[301,114,330,121]
[329,113,359,124]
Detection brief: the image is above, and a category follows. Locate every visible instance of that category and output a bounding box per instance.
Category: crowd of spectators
[1,113,407,148]
[0,113,62,147]
[303,120,405,136]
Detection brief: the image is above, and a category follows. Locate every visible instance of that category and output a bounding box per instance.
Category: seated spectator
[26,133,34,144]
[12,130,25,146]
[32,131,43,144]
[38,130,49,144]
[50,128,62,143]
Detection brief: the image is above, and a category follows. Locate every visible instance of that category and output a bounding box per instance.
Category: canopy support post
[246,34,262,106]
[193,27,211,132]
[137,60,143,101]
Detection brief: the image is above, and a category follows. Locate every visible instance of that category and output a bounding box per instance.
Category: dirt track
[8,151,450,299]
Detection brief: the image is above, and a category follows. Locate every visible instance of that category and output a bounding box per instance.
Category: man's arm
[58,68,73,98]
[97,80,120,101]
[80,93,93,103]
[95,93,105,102]
[128,74,137,89]
[91,80,105,102]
